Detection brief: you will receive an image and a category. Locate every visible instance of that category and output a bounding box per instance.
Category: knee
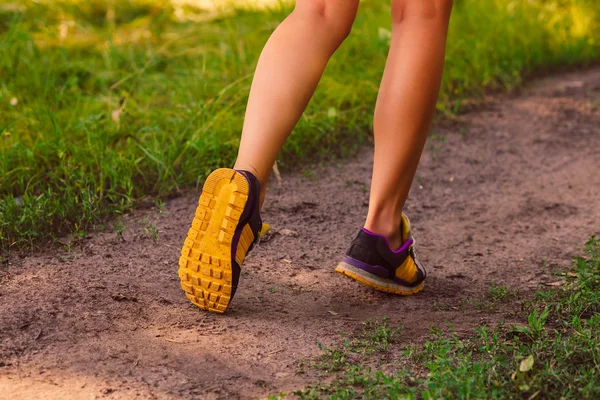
[391,0,453,25]
[295,0,359,45]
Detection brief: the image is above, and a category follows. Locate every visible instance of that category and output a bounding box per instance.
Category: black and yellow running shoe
[335,214,426,295]
[178,168,264,313]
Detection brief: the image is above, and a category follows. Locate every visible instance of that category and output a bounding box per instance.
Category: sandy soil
[1,69,599,400]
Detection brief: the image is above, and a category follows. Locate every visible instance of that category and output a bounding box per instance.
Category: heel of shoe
[178,169,250,313]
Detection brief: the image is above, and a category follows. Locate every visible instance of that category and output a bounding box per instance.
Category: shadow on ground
[1,68,599,399]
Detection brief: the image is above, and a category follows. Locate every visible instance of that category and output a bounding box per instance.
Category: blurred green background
[1,0,598,251]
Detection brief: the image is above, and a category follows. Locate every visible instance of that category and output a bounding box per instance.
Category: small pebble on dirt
[279,229,298,237]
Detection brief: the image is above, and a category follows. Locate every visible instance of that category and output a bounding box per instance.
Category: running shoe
[335,214,426,295]
[178,168,263,313]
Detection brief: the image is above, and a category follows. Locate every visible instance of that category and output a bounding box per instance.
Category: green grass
[1,0,599,251]
[283,236,600,399]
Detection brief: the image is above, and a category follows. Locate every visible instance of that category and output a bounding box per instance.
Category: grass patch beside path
[1,0,599,251]
[276,236,600,399]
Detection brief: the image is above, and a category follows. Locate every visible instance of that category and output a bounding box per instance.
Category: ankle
[363,219,403,250]
[233,163,262,183]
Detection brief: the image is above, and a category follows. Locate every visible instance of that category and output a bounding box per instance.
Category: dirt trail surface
[2,69,600,399]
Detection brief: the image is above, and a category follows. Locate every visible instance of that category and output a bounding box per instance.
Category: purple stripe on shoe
[342,255,391,279]
[360,227,414,254]
[342,255,420,287]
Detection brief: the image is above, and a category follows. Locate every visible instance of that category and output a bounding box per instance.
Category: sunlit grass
[173,0,288,11]
[1,0,599,251]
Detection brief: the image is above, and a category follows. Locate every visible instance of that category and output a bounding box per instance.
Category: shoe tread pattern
[178,168,249,314]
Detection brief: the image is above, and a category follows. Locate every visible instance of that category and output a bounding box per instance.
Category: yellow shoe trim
[395,255,418,284]
[396,213,419,283]
[259,222,271,238]
[235,224,255,266]
[335,262,424,296]
[178,168,249,314]
[400,214,412,243]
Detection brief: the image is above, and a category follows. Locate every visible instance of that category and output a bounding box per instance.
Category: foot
[335,214,426,295]
[178,168,263,313]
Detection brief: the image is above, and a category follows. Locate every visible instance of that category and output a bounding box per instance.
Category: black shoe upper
[230,170,262,297]
[236,170,262,250]
[346,229,425,287]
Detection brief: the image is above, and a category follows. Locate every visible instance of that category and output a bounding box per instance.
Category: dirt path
[1,69,600,400]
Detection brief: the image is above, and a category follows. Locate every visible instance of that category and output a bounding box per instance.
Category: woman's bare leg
[233,0,359,205]
[364,0,453,249]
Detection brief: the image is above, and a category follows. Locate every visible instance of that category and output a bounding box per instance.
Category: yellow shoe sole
[335,262,424,296]
[178,168,251,314]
